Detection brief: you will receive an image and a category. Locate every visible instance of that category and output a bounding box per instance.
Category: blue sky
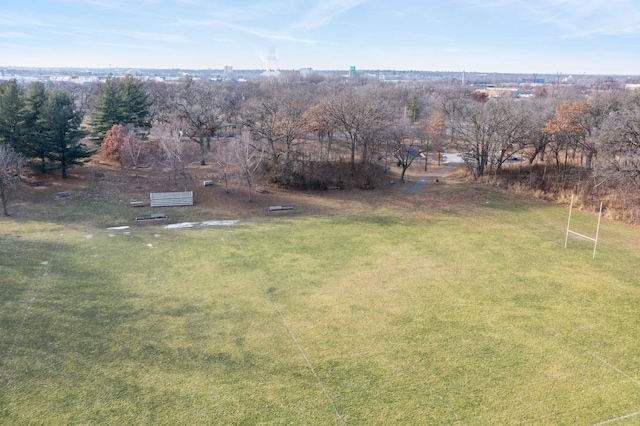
[2,0,639,75]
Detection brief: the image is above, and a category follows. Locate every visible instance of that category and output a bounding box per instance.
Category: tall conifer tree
[42,90,93,178]
[90,76,151,144]
[21,82,50,172]
[0,80,25,150]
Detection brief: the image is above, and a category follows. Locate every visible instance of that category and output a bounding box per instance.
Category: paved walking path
[404,154,463,195]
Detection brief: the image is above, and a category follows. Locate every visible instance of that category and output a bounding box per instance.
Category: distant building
[625,84,640,91]
[521,77,545,84]
[49,75,99,85]
[261,69,281,77]
[474,88,518,98]
[299,68,313,77]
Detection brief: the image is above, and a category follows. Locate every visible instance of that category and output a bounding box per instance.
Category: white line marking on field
[457,380,630,425]
[539,322,640,388]
[228,226,346,425]
[591,410,640,425]
[465,270,640,423]
[584,350,640,387]
[0,234,63,382]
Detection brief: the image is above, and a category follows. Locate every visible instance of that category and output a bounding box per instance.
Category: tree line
[1,73,639,220]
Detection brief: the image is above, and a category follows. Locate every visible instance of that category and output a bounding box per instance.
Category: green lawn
[1,185,640,424]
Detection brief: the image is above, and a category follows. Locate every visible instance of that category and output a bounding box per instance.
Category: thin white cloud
[0,42,41,50]
[463,0,640,37]
[205,2,293,23]
[61,0,162,9]
[104,30,185,42]
[50,29,86,38]
[290,0,367,30]
[59,0,123,10]
[176,18,318,44]
[0,14,45,28]
[0,32,29,39]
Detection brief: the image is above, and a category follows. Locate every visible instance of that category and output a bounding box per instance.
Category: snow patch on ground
[165,222,199,229]
[442,153,463,163]
[107,226,130,230]
[201,220,239,226]
[164,220,239,229]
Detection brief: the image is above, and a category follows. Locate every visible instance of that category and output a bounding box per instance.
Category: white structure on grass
[565,194,603,259]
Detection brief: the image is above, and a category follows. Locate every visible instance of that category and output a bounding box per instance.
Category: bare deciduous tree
[121,125,151,188]
[305,100,336,163]
[213,139,234,193]
[595,100,640,189]
[0,143,25,216]
[453,100,502,180]
[233,132,264,202]
[324,86,391,172]
[242,82,310,172]
[157,123,198,191]
[173,76,230,165]
[388,122,424,183]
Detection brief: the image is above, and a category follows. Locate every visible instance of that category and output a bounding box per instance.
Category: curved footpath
[404,154,463,195]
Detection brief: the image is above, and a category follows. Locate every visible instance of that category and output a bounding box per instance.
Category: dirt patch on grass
[8,158,465,223]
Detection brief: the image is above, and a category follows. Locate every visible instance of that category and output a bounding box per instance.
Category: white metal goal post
[564,194,603,259]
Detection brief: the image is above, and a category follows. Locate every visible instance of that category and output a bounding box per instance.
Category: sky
[2,0,640,75]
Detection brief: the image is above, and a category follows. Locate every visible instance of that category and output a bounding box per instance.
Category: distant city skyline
[2,1,640,76]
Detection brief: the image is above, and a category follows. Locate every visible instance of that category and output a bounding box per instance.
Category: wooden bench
[135,213,167,221]
[55,191,72,199]
[150,191,193,207]
[130,201,145,207]
[269,205,295,212]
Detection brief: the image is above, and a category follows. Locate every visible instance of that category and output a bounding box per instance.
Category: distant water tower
[349,66,356,78]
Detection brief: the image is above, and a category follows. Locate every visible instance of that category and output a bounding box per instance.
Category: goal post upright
[565,194,603,259]
[592,201,603,259]
[564,194,575,249]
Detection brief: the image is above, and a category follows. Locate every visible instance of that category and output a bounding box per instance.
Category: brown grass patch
[9,157,465,223]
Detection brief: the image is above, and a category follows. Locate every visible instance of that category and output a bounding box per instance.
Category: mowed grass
[1,184,640,424]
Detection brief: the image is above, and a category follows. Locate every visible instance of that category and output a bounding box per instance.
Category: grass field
[1,175,640,425]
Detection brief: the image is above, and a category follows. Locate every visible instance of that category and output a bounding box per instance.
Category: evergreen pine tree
[21,82,50,172]
[42,90,94,178]
[119,75,151,131]
[0,80,25,150]
[90,76,151,144]
[89,77,123,144]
